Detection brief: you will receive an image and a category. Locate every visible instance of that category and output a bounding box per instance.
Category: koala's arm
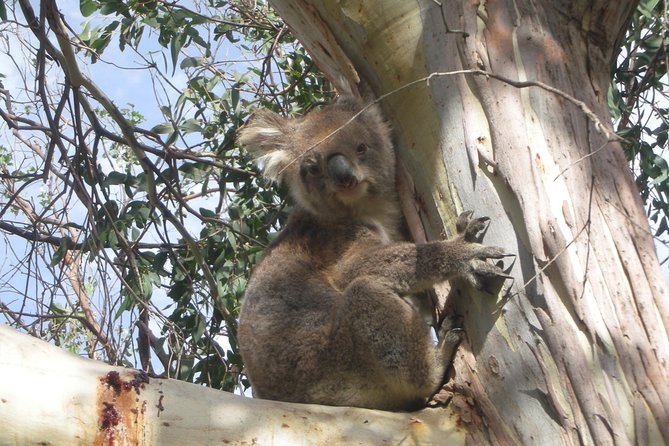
[340,214,508,294]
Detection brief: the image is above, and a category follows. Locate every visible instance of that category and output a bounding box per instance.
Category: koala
[236,97,507,411]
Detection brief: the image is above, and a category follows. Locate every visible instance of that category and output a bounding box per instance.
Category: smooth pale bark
[269,0,669,444]
[0,325,464,445]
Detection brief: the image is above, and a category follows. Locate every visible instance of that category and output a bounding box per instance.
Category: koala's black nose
[327,154,357,187]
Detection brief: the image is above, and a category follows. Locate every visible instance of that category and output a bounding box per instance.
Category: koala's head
[237,97,397,222]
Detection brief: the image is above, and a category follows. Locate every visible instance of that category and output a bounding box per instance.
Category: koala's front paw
[455,211,513,291]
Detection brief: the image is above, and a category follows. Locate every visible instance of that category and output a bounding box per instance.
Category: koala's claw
[463,255,513,292]
[455,210,474,234]
[475,245,508,259]
[456,211,491,242]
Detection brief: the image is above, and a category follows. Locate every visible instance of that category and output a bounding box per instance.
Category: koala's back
[238,211,440,410]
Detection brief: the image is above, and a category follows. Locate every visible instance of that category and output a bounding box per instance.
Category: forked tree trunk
[269,0,669,444]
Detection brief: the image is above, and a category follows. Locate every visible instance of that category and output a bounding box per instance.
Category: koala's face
[238,98,396,221]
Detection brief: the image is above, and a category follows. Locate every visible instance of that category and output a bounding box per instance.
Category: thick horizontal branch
[0,325,466,445]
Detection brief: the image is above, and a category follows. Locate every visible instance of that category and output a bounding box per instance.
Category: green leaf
[103,171,127,186]
[49,237,71,267]
[179,118,203,134]
[643,35,664,50]
[79,22,93,41]
[192,315,206,342]
[650,155,669,184]
[125,200,151,227]
[180,57,204,69]
[0,0,7,21]
[154,251,168,271]
[49,303,68,315]
[231,87,240,113]
[115,294,134,319]
[151,122,174,134]
[169,34,185,74]
[200,207,217,218]
[99,0,125,16]
[63,222,84,230]
[638,0,661,18]
[80,0,99,17]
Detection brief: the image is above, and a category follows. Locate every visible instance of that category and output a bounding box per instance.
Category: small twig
[553,139,610,181]
[432,0,469,36]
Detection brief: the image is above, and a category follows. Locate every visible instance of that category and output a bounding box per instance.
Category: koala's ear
[237,110,294,182]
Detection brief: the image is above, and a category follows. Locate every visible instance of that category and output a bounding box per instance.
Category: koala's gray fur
[237,97,507,411]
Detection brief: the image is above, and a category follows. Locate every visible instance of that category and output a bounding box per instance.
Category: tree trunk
[269,0,669,444]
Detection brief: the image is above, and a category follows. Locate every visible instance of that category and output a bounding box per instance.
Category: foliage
[610,0,669,240]
[0,0,332,393]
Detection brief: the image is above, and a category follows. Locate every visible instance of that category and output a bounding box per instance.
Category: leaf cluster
[611,0,669,237]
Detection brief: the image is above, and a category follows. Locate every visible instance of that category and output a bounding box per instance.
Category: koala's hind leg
[436,315,464,372]
[335,277,445,410]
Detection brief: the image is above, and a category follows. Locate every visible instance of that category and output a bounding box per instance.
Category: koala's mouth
[336,177,359,193]
[334,179,368,203]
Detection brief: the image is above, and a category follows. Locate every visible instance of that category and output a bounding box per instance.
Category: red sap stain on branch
[100,402,120,430]
[96,370,151,446]
[103,370,150,394]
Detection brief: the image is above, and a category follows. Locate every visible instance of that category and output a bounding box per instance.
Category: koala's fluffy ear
[237,110,294,183]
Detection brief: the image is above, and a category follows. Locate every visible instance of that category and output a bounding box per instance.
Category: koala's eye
[305,162,321,177]
[356,143,369,155]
